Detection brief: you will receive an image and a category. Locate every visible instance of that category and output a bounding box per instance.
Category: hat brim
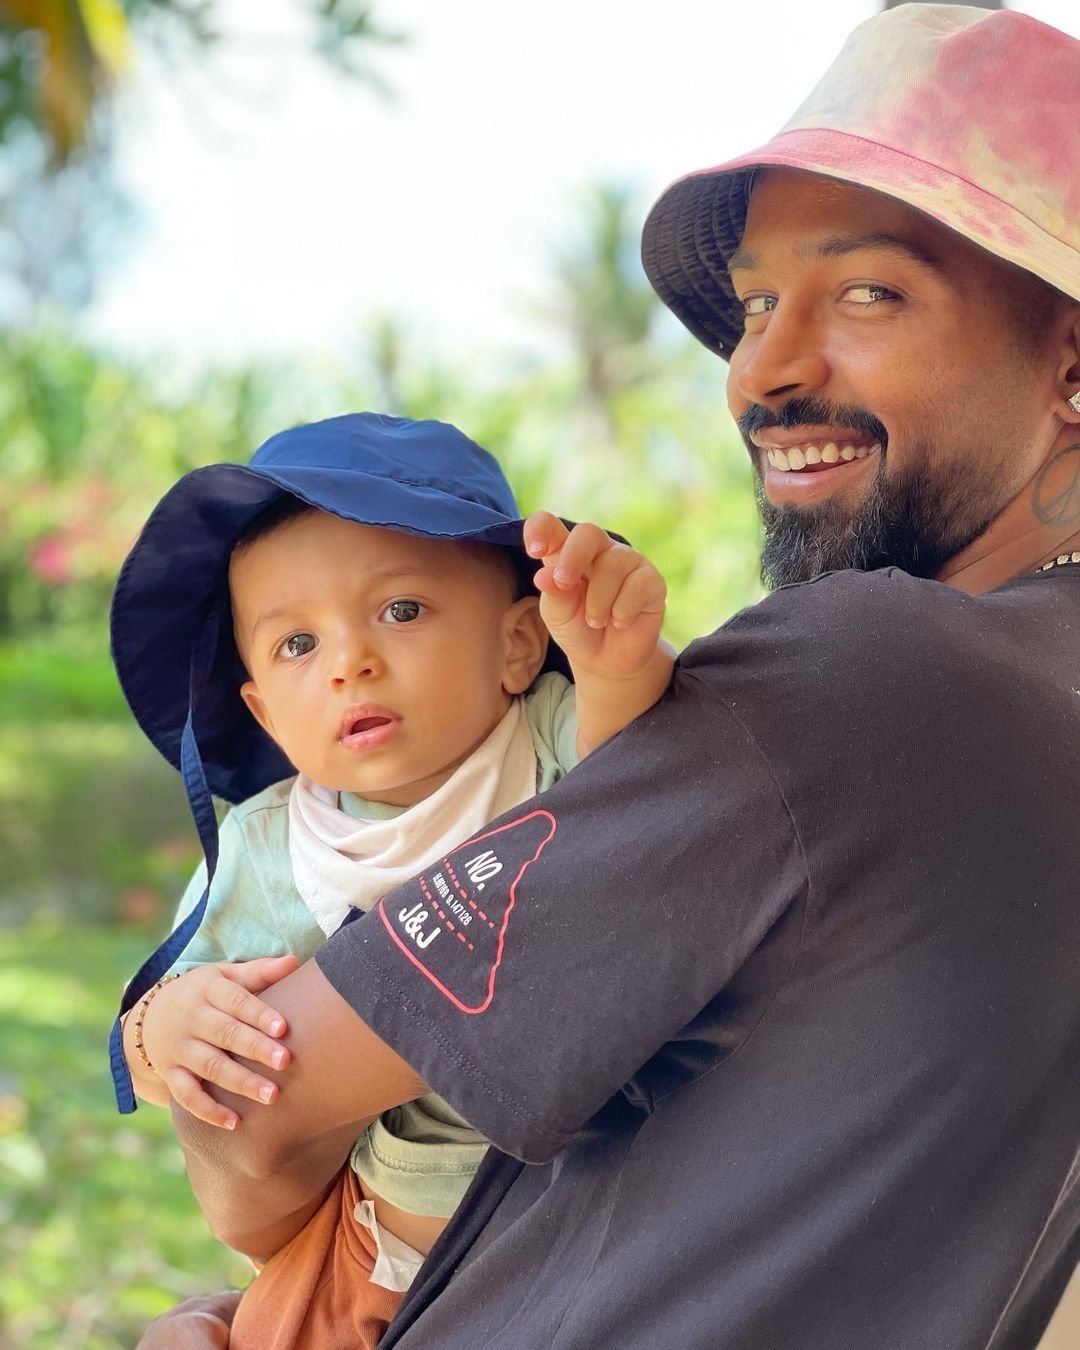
[642,128,1080,362]
[112,462,581,804]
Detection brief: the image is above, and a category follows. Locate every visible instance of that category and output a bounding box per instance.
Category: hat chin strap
[109,611,223,1113]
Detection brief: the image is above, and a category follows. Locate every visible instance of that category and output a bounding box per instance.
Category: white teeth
[765,439,882,476]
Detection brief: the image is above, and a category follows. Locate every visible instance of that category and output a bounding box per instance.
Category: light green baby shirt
[167,672,577,1216]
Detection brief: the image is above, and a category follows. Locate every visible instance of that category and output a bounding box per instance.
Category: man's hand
[138,957,300,1130]
[136,1290,241,1349]
[525,512,667,680]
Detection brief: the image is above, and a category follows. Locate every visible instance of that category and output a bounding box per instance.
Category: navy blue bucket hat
[108,412,586,1110]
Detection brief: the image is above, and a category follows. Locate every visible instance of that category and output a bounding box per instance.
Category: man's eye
[280,632,317,659]
[382,599,423,624]
[842,283,901,306]
[741,294,777,317]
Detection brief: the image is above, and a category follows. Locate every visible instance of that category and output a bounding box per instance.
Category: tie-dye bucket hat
[641,4,1080,361]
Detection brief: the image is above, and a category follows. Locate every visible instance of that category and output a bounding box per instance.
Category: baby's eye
[382,599,423,624]
[741,294,777,317]
[280,632,317,659]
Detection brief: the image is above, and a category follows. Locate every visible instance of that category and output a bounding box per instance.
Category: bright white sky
[85,0,1078,365]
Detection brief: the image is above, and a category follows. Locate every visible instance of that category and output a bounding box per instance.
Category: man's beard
[740,398,1002,589]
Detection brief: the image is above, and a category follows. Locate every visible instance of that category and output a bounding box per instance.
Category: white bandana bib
[288,699,538,936]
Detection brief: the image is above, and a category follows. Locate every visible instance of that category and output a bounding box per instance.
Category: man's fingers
[163,1067,240,1130]
[524,510,570,560]
[136,1290,241,1348]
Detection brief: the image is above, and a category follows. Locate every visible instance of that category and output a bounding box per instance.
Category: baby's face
[230,510,544,806]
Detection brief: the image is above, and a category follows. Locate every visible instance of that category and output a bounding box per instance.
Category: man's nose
[731,304,830,407]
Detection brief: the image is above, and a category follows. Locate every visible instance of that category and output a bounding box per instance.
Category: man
[143,5,1080,1346]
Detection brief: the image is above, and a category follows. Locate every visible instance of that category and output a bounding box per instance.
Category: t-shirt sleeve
[316,654,806,1163]
[166,807,301,974]
[523,671,579,781]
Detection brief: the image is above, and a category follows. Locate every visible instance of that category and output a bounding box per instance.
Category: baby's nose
[329,639,381,684]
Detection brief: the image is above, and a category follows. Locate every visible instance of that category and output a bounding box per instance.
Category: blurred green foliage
[0,321,762,924]
[0,924,250,1349]
[0,1,404,164]
[0,302,762,1343]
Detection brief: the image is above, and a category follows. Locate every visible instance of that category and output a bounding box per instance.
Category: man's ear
[500,595,549,696]
[1053,304,1080,423]
[239,680,276,739]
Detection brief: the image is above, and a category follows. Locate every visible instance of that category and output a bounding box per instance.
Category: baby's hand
[524,512,667,679]
[136,955,300,1130]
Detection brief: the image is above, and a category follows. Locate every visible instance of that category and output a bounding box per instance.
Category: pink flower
[28,535,73,584]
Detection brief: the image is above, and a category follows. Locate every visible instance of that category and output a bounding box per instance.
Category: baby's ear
[501,595,549,695]
[239,679,276,739]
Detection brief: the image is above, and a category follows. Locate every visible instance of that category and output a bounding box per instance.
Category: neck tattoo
[1030,444,1080,573]
[1032,444,1080,528]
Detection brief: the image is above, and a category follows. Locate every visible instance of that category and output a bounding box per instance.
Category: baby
[111,413,672,1346]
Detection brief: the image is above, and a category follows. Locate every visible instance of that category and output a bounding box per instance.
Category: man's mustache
[737,397,888,449]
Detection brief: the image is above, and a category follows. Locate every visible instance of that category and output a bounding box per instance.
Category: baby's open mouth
[338,706,399,743]
[347,715,393,736]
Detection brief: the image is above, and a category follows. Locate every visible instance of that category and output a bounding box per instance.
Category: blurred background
[0,1,1075,1345]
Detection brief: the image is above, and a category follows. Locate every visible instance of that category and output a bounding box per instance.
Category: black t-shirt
[317,566,1080,1349]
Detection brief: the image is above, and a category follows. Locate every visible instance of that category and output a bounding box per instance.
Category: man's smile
[761,440,881,472]
[752,427,883,504]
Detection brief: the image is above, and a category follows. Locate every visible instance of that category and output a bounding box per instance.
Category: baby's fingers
[197,1000,291,1073]
[176,1037,283,1108]
[551,523,619,588]
[163,1066,239,1131]
[609,561,667,629]
[524,511,570,562]
[223,954,300,999]
[209,970,290,1041]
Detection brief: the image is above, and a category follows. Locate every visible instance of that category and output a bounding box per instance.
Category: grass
[0,924,250,1349]
[0,641,129,726]
[0,719,199,929]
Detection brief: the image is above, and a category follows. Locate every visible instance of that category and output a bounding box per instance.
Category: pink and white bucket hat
[641,4,1080,361]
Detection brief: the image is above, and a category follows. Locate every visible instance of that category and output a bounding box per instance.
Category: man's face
[230,511,533,807]
[726,170,1059,587]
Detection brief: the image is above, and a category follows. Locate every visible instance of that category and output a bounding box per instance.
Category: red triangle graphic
[378,809,556,1013]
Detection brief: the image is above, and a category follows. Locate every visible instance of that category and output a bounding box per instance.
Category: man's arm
[172,958,427,1260]
[136,1291,240,1350]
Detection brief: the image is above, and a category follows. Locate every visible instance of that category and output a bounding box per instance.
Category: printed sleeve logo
[379,809,556,1013]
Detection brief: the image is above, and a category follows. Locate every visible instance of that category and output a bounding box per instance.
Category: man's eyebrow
[728,233,943,274]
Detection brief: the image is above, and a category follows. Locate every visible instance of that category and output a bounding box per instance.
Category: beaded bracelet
[132,973,180,1075]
